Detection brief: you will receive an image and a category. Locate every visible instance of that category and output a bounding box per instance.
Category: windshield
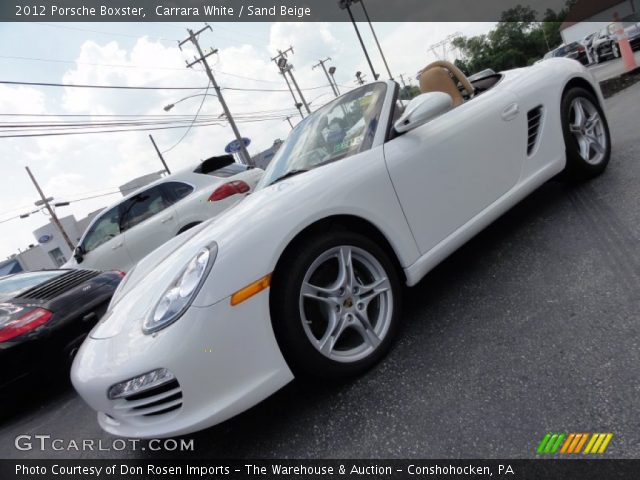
[257,82,387,188]
[0,270,64,299]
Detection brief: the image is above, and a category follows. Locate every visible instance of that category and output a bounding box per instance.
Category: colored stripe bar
[573,433,589,454]
[544,434,559,454]
[560,434,575,454]
[598,433,613,453]
[583,433,599,454]
[550,433,565,453]
[537,433,552,454]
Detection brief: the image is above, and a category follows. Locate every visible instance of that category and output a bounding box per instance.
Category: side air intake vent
[527,106,543,155]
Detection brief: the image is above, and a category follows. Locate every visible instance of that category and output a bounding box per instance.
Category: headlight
[143,244,217,334]
[108,368,175,399]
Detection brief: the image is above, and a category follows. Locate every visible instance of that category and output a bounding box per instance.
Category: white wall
[562,22,612,44]
[561,1,636,44]
[16,246,57,271]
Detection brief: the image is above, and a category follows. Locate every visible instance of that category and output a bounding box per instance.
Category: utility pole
[313,57,339,97]
[179,25,252,165]
[338,0,379,81]
[281,71,304,119]
[355,71,366,85]
[272,47,311,115]
[398,73,408,89]
[328,66,341,95]
[357,0,393,80]
[284,116,294,130]
[148,134,171,175]
[25,166,75,251]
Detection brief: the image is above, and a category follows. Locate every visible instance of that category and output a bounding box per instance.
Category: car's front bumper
[71,289,293,438]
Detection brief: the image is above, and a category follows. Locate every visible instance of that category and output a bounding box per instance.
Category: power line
[0,80,206,90]
[0,79,335,93]
[0,54,290,85]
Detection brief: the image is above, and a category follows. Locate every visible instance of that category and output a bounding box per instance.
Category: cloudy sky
[0,21,494,260]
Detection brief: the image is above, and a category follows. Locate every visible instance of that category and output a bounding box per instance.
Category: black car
[543,42,589,65]
[0,269,122,391]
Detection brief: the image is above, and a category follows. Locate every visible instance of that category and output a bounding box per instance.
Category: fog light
[108,368,175,400]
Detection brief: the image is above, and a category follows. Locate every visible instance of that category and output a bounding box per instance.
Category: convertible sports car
[0,269,122,392]
[72,58,611,438]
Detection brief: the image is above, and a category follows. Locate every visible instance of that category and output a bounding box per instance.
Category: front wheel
[271,230,402,379]
[561,87,611,181]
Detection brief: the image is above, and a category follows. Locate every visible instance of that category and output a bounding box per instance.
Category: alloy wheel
[299,245,393,363]
[568,97,607,166]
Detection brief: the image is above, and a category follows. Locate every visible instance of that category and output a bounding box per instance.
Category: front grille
[526,106,543,155]
[16,269,100,301]
[113,379,183,418]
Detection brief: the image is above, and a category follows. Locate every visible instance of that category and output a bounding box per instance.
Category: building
[560,0,638,44]
[4,209,103,271]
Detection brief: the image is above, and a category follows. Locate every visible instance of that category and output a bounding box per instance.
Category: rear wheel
[612,42,620,58]
[561,87,611,181]
[271,230,402,379]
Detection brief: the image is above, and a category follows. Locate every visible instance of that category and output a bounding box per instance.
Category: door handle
[501,103,520,121]
[112,242,123,250]
[161,215,174,224]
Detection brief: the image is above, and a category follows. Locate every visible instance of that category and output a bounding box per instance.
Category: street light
[338,0,379,81]
[163,93,218,112]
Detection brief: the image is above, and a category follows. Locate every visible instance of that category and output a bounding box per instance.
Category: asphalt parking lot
[588,50,640,81]
[1,83,639,460]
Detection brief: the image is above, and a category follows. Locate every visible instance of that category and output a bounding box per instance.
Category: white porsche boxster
[72,58,611,438]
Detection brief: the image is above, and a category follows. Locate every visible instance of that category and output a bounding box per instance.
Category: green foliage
[399,85,421,100]
[452,2,574,75]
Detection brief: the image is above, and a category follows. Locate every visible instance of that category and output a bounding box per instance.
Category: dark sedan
[543,42,589,65]
[0,269,123,392]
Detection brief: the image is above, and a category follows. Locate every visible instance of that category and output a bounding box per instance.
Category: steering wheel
[420,60,475,97]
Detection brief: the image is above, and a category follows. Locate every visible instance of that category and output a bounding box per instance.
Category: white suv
[65,157,263,272]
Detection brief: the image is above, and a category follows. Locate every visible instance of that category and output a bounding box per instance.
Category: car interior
[389,60,503,135]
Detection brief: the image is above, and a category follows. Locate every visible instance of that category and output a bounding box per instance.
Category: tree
[452,2,574,75]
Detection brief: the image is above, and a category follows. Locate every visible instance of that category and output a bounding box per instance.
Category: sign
[38,234,53,244]
[224,137,251,154]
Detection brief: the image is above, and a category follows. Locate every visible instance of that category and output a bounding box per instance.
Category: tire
[612,42,620,58]
[560,87,611,181]
[271,229,402,379]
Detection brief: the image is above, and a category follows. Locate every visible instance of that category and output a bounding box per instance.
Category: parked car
[621,21,640,51]
[0,269,122,391]
[65,156,263,273]
[543,42,588,65]
[587,24,621,63]
[72,58,610,438]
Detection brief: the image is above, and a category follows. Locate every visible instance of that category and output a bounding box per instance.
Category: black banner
[4,459,640,480]
[4,0,580,22]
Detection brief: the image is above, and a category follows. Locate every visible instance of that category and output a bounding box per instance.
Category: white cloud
[0,22,495,260]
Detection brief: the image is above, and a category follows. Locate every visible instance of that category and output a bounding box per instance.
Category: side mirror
[394,92,453,134]
[73,246,85,263]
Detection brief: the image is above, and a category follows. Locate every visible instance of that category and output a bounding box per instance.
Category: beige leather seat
[419,67,464,107]
[418,60,474,108]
